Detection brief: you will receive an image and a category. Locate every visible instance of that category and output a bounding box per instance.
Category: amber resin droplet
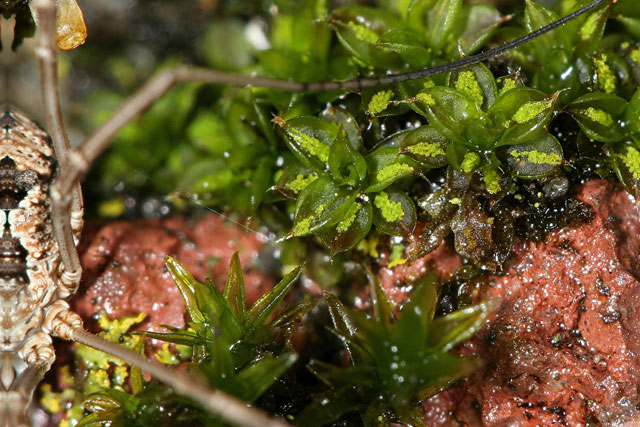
[55,0,87,50]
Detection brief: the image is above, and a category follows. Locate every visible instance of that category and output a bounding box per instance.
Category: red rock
[73,214,273,335]
[378,242,462,307]
[420,180,640,426]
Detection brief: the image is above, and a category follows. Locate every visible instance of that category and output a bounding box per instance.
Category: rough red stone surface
[420,180,640,426]
[378,242,462,307]
[73,214,273,335]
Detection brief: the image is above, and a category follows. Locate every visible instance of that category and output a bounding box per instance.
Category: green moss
[293,203,326,236]
[631,48,640,64]
[579,12,600,41]
[387,244,406,268]
[155,343,181,365]
[287,174,318,193]
[376,163,414,182]
[498,77,517,95]
[293,215,315,236]
[76,312,146,393]
[41,313,146,425]
[622,146,640,179]
[368,90,394,115]
[287,127,330,163]
[512,98,553,124]
[460,152,480,173]
[406,141,445,157]
[511,150,562,165]
[423,79,436,89]
[347,21,379,44]
[374,192,404,222]
[336,202,361,232]
[584,107,613,126]
[594,54,616,94]
[416,92,435,106]
[483,168,501,194]
[455,71,484,104]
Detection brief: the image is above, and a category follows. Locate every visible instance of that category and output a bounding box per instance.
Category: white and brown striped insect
[0,0,607,425]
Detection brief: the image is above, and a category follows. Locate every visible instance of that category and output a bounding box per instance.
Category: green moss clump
[594,54,616,94]
[377,163,414,182]
[511,150,562,165]
[288,173,318,192]
[584,107,613,126]
[336,202,361,232]
[622,146,640,179]
[417,92,436,106]
[512,99,553,123]
[579,12,600,41]
[368,90,394,115]
[407,141,445,157]
[287,127,330,163]
[483,168,501,194]
[455,71,484,104]
[461,152,480,173]
[374,191,404,222]
[348,21,379,44]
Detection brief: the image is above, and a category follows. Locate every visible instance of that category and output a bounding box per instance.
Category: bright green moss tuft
[374,192,404,222]
[387,244,406,268]
[632,48,640,64]
[483,168,501,194]
[594,54,616,94]
[423,79,436,89]
[337,202,361,232]
[622,146,640,179]
[416,92,436,106]
[368,90,394,115]
[460,152,480,173]
[347,21,379,44]
[377,163,414,182]
[455,71,484,105]
[579,12,600,41]
[287,128,330,163]
[287,174,318,193]
[499,78,517,96]
[406,141,445,157]
[293,215,315,236]
[512,98,553,124]
[584,107,613,126]
[511,150,562,165]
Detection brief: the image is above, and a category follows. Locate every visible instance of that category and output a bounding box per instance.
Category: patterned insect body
[0,108,82,424]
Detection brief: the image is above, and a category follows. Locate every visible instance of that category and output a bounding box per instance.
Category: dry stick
[33,0,73,160]
[53,0,607,208]
[71,328,289,427]
[33,0,83,279]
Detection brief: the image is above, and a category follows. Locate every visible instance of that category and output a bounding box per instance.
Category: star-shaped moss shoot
[77,254,311,426]
[298,273,497,426]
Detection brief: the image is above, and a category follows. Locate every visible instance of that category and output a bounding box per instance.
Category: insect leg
[70,327,289,427]
[32,0,83,293]
[3,364,49,427]
[0,340,54,427]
